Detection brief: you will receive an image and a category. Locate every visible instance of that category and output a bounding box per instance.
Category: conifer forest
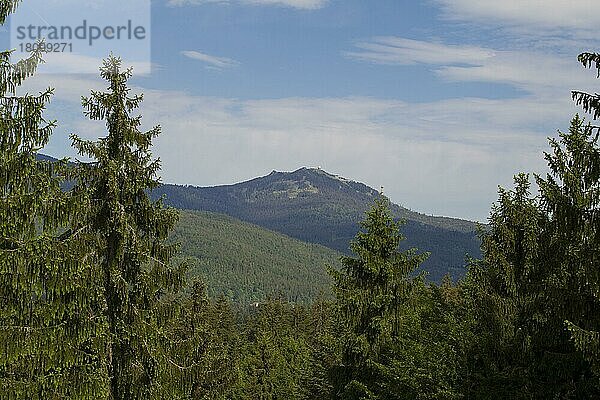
[1,1,600,399]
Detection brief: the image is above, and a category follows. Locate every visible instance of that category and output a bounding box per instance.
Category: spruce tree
[70,56,185,400]
[329,196,428,399]
[462,52,600,398]
[532,116,600,397]
[463,174,545,398]
[562,52,600,378]
[0,2,107,398]
[305,297,340,400]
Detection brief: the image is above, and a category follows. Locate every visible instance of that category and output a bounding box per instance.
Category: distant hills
[153,167,482,282]
[173,210,341,303]
[38,153,482,290]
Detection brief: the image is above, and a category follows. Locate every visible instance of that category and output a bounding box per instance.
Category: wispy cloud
[345,37,495,66]
[167,0,228,5]
[434,0,598,39]
[436,51,589,96]
[346,37,592,97]
[168,0,328,10]
[181,50,239,69]
[18,2,596,221]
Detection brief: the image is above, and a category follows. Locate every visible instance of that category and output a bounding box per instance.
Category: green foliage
[330,196,446,399]
[162,283,241,399]
[456,52,600,398]
[233,297,314,400]
[0,3,107,398]
[462,174,546,398]
[173,209,342,303]
[572,52,600,119]
[461,122,600,397]
[70,56,185,400]
[538,114,600,381]
[460,56,600,397]
[4,28,600,400]
[560,53,600,377]
[382,279,466,400]
[304,297,342,400]
[328,198,467,400]
[332,196,426,344]
[0,0,21,24]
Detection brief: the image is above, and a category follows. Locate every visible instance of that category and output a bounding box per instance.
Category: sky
[4,0,600,221]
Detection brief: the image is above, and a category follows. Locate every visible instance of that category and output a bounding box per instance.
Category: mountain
[38,153,481,282]
[174,210,341,303]
[153,167,482,281]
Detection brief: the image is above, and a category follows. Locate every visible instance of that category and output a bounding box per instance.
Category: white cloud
[20,25,595,222]
[436,51,589,95]
[20,69,577,221]
[243,0,326,9]
[434,0,599,38]
[345,37,495,66]
[346,37,593,97]
[167,0,228,6]
[168,0,328,10]
[181,50,239,69]
[141,94,564,221]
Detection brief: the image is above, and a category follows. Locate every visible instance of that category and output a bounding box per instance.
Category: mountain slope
[174,209,342,303]
[155,168,482,281]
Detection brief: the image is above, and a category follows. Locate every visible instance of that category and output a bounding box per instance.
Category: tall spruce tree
[463,174,545,398]
[461,52,600,398]
[305,297,340,400]
[0,2,108,398]
[71,56,185,400]
[329,196,428,399]
[533,115,600,397]
[561,52,600,378]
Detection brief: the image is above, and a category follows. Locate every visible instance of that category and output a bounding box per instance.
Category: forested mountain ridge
[37,154,480,281]
[153,167,482,281]
[173,209,341,303]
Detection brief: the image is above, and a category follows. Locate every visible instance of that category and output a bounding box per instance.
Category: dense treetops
[173,209,341,303]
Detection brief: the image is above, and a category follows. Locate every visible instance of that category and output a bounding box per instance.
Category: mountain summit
[153,167,481,281]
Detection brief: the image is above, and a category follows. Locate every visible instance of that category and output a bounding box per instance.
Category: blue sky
[7,0,600,221]
[150,0,526,100]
